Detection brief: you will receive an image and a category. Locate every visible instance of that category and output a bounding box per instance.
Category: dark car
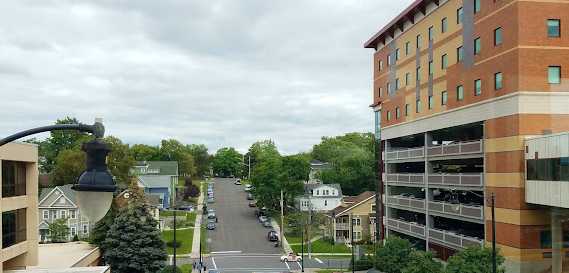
[248,201,257,207]
[207,222,216,230]
[247,193,254,200]
[268,230,279,242]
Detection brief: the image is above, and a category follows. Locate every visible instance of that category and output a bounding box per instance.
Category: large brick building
[365,1,569,273]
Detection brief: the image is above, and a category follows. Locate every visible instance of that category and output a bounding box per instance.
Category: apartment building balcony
[428,173,484,189]
[385,173,424,187]
[387,218,426,239]
[428,201,484,222]
[427,140,483,158]
[387,195,426,212]
[385,147,425,162]
[428,228,484,250]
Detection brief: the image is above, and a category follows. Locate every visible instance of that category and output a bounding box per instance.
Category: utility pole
[301,221,305,273]
[172,185,177,269]
[351,213,355,273]
[280,189,284,251]
[491,193,497,273]
[248,154,251,179]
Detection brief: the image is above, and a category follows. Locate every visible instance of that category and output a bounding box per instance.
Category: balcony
[427,140,483,157]
[428,173,484,188]
[387,218,426,238]
[385,147,425,161]
[428,228,484,249]
[387,195,426,212]
[428,201,484,221]
[386,173,424,186]
[335,223,350,230]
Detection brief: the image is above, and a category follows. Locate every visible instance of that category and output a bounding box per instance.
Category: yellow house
[330,191,377,243]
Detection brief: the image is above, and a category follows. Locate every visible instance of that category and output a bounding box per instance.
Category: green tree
[402,251,444,273]
[159,139,196,177]
[48,218,70,243]
[187,144,211,178]
[130,144,160,161]
[90,202,117,247]
[212,147,242,177]
[105,136,135,189]
[446,247,505,273]
[102,189,167,273]
[40,117,92,173]
[375,236,413,273]
[50,149,85,186]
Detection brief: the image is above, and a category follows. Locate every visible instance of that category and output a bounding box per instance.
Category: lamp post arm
[0,122,104,147]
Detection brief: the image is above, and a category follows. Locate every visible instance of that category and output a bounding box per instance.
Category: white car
[244,185,253,192]
[280,253,302,262]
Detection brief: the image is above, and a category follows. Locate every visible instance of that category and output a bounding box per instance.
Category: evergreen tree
[102,190,167,273]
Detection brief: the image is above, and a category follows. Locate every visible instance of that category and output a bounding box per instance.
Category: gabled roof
[331,191,376,217]
[304,183,342,196]
[133,161,179,176]
[137,175,172,189]
[39,184,77,206]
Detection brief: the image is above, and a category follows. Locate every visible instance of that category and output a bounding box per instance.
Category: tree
[90,202,117,247]
[50,149,85,186]
[375,236,413,273]
[39,117,92,173]
[48,218,70,243]
[402,251,444,273]
[187,144,211,178]
[182,177,200,199]
[102,189,167,273]
[159,139,196,177]
[212,147,242,177]
[446,247,505,273]
[105,136,135,189]
[130,144,160,161]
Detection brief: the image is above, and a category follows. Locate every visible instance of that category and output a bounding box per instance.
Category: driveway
[205,178,282,254]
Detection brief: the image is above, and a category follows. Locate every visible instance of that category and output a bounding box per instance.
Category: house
[306,160,331,184]
[297,183,342,212]
[115,189,163,230]
[329,191,376,243]
[131,161,179,209]
[38,184,91,243]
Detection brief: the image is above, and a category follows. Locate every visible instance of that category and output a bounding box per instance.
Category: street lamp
[0,118,116,223]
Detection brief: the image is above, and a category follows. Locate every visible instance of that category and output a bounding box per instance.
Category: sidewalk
[270,219,292,254]
[190,181,206,258]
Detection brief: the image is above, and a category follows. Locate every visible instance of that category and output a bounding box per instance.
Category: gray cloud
[0,0,413,154]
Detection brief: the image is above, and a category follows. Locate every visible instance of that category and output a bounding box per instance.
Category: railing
[385,147,425,161]
[428,228,484,249]
[428,201,484,220]
[335,223,350,230]
[387,196,426,211]
[385,173,425,186]
[428,173,484,187]
[387,218,426,238]
[427,140,483,157]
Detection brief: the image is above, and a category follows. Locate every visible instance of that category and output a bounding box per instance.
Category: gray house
[38,184,90,242]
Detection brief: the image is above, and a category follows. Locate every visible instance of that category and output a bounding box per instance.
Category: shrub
[351,256,374,270]
[446,247,505,273]
[402,251,444,273]
[72,234,79,242]
[375,236,413,273]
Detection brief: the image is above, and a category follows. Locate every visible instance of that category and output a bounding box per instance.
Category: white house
[307,160,331,184]
[297,183,343,212]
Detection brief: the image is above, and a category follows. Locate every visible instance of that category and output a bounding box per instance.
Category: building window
[387,55,392,66]
[527,157,569,182]
[495,72,503,90]
[43,210,49,220]
[405,41,411,55]
[548,19,561,38]
[475,79,482,96]
[396,107,401,119]
[416,99,422,113]
[416,34,422,49]
[51,210,57,220]
[386,111,391,121]
[441,54,448,69]
[428,26,434,41]
[405,104,410,116]
[60,210,67,219]
[71,227,76,237]
[316,190,320,195]
[428,96,434,109]
[2,209,26,249]
[457,7,464,24]
[395,48,400,61]
[442,91,448,105]
[416,66,421,82]
[378,87,382,98]
[474,38,481,55]
[395,78,400,90]
[1,161,27,198]
[457,85,464,101]
[457,46,464,62]
[405,72,411,86]
[549,66,561,84]
[494,27,503,46]
[387,82,391,94]
[83,224,88,235]
[441,17,448,33]
[379,59,383,71]
[324,200,328,206]
[474,0,481,13]
[428,61,434,75]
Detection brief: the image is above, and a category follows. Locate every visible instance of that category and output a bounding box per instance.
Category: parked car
[244,184,253,192]
[268,230,279,242]
[248,201,257,207]
[207,197,215,203]
[207,212,216,219]
[263,220,272,228]
[234,179,242,185]
[179,205,194,211]
[207,222,216,230]
[280,253,302,262]
[255,207,267,217]
[247,193,254,200]
[207,208,216,214]
[258,215,268,223]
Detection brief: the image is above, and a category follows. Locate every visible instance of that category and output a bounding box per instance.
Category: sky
[0,0,414,154]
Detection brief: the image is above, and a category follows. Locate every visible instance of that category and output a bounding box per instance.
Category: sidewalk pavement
[190,181,206,259]
[270,219,291,254]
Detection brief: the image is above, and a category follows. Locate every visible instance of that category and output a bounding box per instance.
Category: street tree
[187,144,211,178]
[159,139,196,177]
[48,218,70,243]
[212,147,242,177]
[402,251,444,273]
[50,149,85,186]
[446,247,505,273]
[105,136,135,189]
[375,236,413,273]
[102,188,167,273]
[130,144,160,161]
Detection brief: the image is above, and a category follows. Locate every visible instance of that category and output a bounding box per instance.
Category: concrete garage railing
[428,173,484,188]
[387,196,426,211]
[386,173,425,186]
[387,218,426,238]
[427,140,483,157]
[429,228,484,249]
[385,147,425,161]
[428,201,484,220]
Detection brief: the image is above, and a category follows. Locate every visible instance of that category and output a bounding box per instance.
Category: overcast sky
[0,0,413,154]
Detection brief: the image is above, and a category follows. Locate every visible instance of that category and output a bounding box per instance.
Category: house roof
[137,175,172,189]
[310,160,331,170]
[364,0,431,49]
[133,161,179,176]
[304,183,342,196]
[331,191,376,217]
[39,184,77,205]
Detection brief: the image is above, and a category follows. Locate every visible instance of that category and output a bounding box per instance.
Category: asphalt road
[205,178,281,254]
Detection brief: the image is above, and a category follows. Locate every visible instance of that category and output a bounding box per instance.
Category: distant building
[307,160,331,184]
[297,183,343,212]
[131,161,179,209]
[38,185,91,243]
[329,191,376,243]
[115,189,162,230]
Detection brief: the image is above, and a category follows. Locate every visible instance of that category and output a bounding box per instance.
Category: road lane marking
[296,261,301,268]
[212,257,217,269]
[285,260,290,270]
[315,257,323,264]
[211,250,242,254]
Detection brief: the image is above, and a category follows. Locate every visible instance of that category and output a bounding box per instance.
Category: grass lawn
[180,264,192,272]
[291,239,350,254]
[285,235,321,245]
[316,270,346,273]
[162,228,194,255]
[200,226,209,254]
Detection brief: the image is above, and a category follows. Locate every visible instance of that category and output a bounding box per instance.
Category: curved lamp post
[0,118,116,223]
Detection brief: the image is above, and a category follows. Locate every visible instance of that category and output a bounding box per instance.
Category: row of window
[42,209,78,220]
[527,158,569,182]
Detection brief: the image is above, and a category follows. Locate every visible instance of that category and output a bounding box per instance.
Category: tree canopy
[375,236,414,273]
[212,147,242,177]
[446,247,505,273]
